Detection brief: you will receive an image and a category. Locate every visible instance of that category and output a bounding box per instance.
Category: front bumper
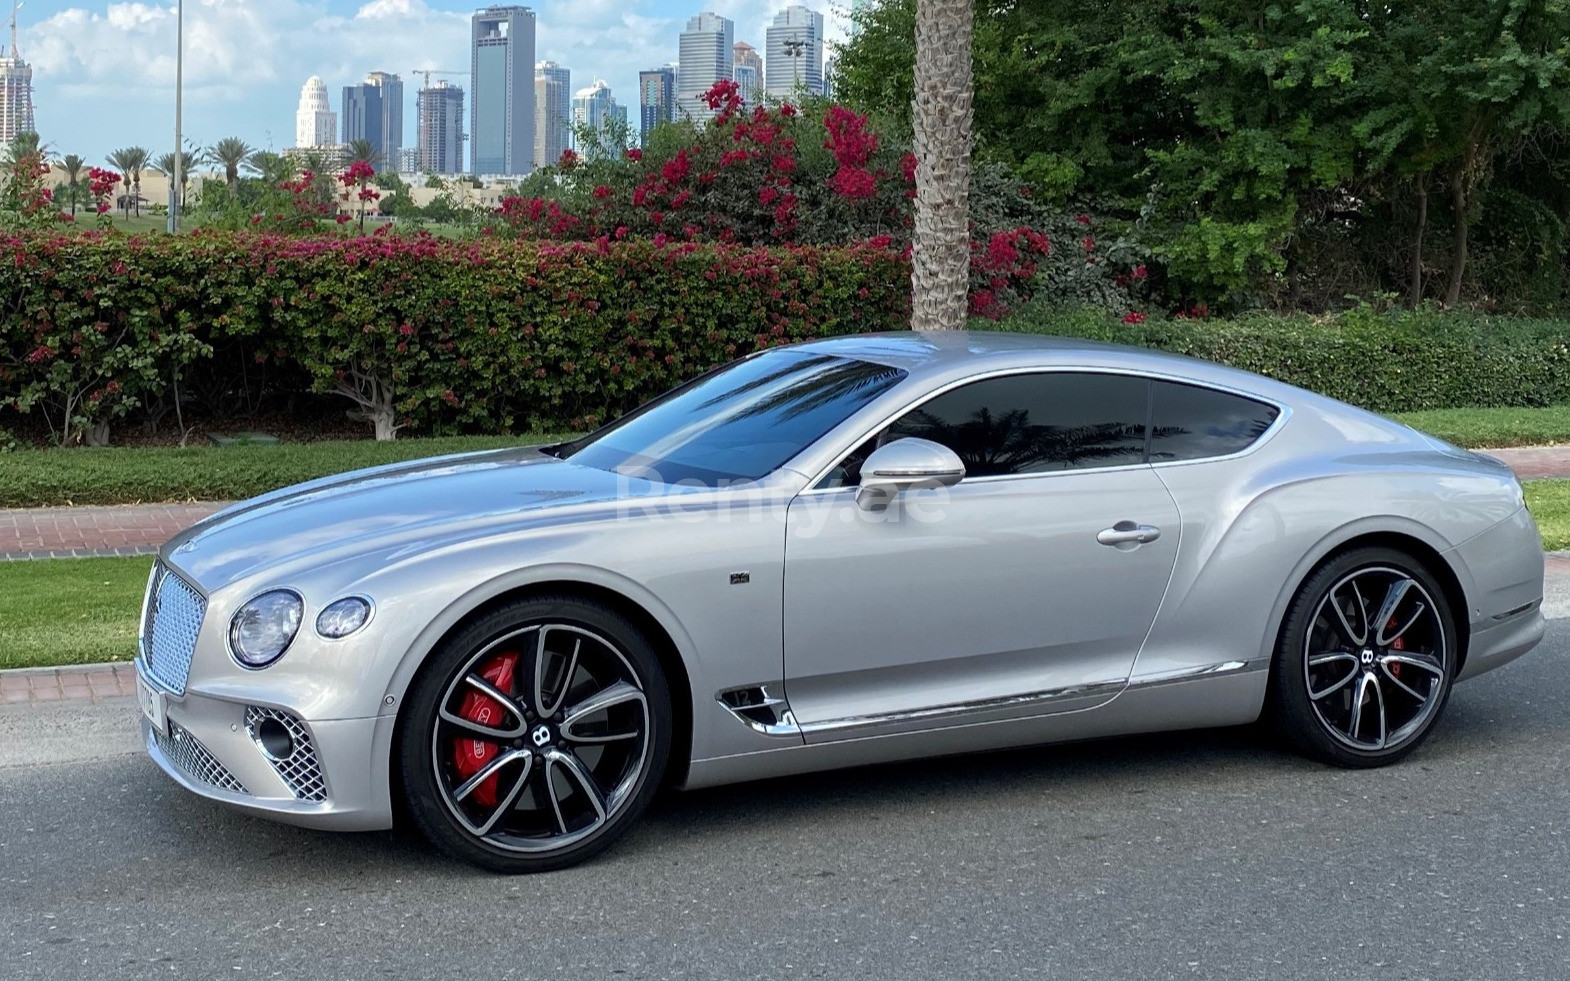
[137,659,397,832]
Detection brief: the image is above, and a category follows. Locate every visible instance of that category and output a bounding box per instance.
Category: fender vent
[717,684,801,737]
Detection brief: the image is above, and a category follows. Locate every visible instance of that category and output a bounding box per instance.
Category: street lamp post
[783,38,805,97]
[168,0,183,234]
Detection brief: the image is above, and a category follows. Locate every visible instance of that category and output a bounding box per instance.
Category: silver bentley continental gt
[135,331,1546,872]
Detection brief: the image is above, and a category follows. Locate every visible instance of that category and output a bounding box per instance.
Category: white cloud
[20,0,852,163]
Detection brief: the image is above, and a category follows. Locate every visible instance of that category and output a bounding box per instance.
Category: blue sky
[16,0,850,165]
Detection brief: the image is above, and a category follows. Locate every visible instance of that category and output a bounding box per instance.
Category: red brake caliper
[451,652,520,809]
[1386,617,1404,675]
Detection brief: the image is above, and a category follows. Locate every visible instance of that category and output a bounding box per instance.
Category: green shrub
[0,231,911,443]
[992,303,1570,412]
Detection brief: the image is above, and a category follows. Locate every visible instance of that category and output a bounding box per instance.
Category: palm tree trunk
[909,0,975,332]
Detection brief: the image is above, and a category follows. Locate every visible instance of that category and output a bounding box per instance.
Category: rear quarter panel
[1132,405,1525,702]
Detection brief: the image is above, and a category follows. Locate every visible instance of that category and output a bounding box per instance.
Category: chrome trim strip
[1124,658,1267,690]
[795,679,1127,737]
[796,365,1291,493]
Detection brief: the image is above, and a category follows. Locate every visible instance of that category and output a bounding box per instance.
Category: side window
[1149,381,1280,462]
[884,372,1150,478]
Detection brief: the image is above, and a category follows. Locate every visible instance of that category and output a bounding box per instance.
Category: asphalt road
[3,627,1568,981]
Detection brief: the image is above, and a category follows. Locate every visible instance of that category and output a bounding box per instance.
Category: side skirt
[684,661,1269,790]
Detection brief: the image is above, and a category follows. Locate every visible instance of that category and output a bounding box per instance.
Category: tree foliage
[836,0,1570,310]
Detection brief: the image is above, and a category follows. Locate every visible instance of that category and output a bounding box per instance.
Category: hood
[163,446,678,589]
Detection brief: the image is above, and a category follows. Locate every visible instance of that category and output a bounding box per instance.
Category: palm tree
[107,147,151,217]
[247,150,291,184]
[208,137,254,190]
[153,150,199,210]
[3,131,44,168]
[346,138,382,170]
[909,0,975,331]
[60,154,85,215]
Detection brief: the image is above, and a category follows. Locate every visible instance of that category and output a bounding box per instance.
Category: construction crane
[411,69,466,90]
[7,1,22,59]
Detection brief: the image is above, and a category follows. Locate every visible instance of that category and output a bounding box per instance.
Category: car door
[782,370,1180,742]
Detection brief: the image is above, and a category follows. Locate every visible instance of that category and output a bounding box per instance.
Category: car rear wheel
[398,595,672,873]
[1269,547,1458,768]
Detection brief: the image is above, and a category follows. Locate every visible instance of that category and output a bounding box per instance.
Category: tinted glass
[565,352,907,486]
[885,372,1150,477]
[1148,381,1280,462]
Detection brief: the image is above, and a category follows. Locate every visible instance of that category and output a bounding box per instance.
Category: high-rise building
[765,5,824,98]
[342,72,404,165]
[397,147,421,173]
[0,9,34,145]
[295,76,337,148]
[732,41,763,101]
[571,79,625,152]
[822,55,836,100]
[638,66,676,144]
[471,6,536,176]
[418,81,465,174]
[534,61,570,169]
[676,12,733,121]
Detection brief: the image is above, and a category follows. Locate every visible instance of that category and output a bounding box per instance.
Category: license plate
[137,676,167,736]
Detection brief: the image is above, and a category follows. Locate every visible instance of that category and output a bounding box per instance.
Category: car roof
[789,330,1278,395]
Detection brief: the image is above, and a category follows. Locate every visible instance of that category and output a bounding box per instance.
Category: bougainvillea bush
[0,231,910,445]
[490,82,1143,319]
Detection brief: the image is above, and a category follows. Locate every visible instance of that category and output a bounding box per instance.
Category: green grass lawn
[0,557,151,669]
[5,479,1569,671]
[0,433,565,509]
[0,406,1566,510]
[1390,405,1570,448]
[1525,480,1570,551]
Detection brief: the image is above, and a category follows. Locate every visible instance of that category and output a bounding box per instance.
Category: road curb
[0,661,138,704]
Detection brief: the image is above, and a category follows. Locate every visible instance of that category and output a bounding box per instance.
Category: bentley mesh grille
[245,706,327,802]
[141,563,205,696]
[154,719,247,794]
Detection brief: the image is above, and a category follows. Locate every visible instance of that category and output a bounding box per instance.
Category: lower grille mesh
[245,706,327,802]
[154,720,247,794]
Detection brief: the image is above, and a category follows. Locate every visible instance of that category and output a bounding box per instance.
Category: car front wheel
[398,595,672,873]
[1270,547,1458,768]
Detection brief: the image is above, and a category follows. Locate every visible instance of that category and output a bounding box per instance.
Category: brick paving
[0,662,138,703]
[0,502,228,561]
[1484,445,1570,481]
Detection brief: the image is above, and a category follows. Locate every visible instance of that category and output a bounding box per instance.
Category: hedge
[0,231,911,444]
[994,305,1570,413]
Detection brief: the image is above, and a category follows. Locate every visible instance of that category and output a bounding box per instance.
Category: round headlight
[229,590,303,668]
[316,596,372,639]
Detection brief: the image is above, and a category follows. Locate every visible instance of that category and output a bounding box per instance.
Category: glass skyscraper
[471,6,536,175]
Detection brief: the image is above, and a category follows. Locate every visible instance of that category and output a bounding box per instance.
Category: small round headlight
[229,590,303,668]
[316,596,372,639]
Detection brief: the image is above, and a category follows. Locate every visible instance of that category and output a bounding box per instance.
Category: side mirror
[855,437,966,512]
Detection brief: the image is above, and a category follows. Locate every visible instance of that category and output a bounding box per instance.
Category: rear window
[1148,381,1280,462]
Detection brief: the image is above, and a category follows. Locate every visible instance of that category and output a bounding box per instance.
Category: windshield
[562,350,908,486]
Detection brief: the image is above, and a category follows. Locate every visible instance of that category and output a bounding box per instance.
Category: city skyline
[10,1,853,166]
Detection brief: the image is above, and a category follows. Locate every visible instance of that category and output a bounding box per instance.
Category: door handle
[1097,521,1162,547]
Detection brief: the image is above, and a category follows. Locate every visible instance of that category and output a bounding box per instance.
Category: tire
[1268,547,1458,768]
[398,595,673,873]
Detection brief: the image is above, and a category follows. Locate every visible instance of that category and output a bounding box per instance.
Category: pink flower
[1132,264,1148,280]
[1076,214,1091,225]
[827,167,877,200]
[626,148,643,162]
[1121,311,1146,324]
[592,185,613,199]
